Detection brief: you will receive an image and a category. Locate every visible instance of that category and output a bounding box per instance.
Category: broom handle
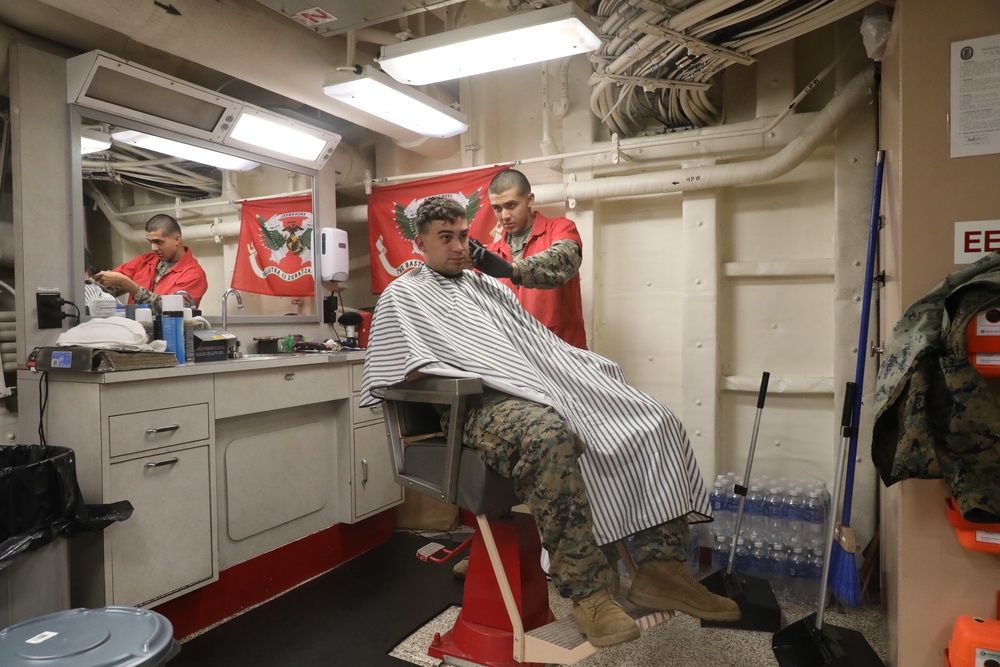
[842,149,885,526]
[817,382,857,631]
[725,371,770,575]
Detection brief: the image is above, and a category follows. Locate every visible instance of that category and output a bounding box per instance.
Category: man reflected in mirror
[94,214,208,310]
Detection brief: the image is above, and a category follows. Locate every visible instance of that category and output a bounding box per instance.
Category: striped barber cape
[361,265,711,545]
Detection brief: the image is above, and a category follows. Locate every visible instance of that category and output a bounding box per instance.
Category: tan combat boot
[571,589,641,647]
[627,560,741,621]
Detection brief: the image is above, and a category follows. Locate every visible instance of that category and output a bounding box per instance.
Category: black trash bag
[0,444,133,568]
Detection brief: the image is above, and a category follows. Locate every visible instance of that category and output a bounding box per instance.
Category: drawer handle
[361,459,368,485]
[285,373,295,381]
[145,424,180,435]
[145,457,179,469]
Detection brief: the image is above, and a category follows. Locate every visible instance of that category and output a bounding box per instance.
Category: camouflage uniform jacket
[488,212,587,349]
[872,252,1000,522]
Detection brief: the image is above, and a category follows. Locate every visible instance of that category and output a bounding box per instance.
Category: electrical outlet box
[36,290,63,329]
[323,295,338,324]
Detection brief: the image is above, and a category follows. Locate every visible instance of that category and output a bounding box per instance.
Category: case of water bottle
[708,471,832,606]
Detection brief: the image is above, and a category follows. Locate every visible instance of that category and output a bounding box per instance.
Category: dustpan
[771,382,884,666]
[701,371,781,632]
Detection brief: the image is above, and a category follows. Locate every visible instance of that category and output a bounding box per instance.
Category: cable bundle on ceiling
[585,0,874,138]
[82,141,223,200]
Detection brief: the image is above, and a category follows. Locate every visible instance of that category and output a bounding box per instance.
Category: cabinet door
[353,422,403,520]
[109,445,214,607]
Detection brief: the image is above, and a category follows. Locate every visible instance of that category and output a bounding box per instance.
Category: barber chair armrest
[383,376,483,506]
[383,376,483,403]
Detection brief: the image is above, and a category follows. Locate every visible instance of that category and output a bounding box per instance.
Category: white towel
[57,316,162,351]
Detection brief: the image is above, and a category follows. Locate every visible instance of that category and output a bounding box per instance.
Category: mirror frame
[69,104,324,325]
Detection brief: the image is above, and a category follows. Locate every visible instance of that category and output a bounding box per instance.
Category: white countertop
[17,350,366,384]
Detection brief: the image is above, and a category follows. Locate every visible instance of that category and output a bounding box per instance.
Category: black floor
[169,532,464,667]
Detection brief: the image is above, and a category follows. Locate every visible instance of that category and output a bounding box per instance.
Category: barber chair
[383,377,669,667]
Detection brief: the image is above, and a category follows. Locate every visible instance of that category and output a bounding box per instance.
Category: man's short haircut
[488,168,531,198]
[146,214,182,237]
[415,196,467,236]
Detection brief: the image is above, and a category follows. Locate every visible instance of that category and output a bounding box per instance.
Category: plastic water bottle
[817,481,833,516]
[782,488,806,549]
[803,489,827,550]
[764,486,785,546]
[744,485,766,542]
[685,525,700,576]
[768,543,789,598]
[725,476,743,530]
[710,478,730,540]
[787,546,809,603]
[734,538,750,571]
[712,534,730,571]
[805,547,827,607]
[749,541,770,578]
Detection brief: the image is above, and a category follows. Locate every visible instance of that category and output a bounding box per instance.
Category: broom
[830,149,885,607]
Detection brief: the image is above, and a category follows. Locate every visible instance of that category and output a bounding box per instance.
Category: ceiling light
[68,51,341,171]
[377,3,602,86]
[112,130,260,171]
[323,66,469,138]
[223,110,339,167]
[80,127,112,154]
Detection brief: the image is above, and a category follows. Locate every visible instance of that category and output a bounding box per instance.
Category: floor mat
[169,531,465,667]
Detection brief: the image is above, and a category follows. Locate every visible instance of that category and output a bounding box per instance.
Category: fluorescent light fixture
[323,66,469,138]
[224,110,338,167]
[68,50,342,171]
[112,130,260,171]
[378,3,602,85]
[80,127,111,154]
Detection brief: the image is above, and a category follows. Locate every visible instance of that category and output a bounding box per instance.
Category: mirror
[72,108,321,323]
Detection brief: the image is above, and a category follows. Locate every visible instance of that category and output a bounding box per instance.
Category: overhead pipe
[85,181,242,244]
[545,67,873,205]
[337,67,872,225]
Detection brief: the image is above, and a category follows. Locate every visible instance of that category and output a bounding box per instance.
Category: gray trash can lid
[0,606,177,666]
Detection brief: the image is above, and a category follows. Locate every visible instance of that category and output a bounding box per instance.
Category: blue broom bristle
[829,540,862,607]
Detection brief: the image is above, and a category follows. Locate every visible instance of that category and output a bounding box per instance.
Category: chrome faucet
[221,288,243,331]
[173,291,195,308]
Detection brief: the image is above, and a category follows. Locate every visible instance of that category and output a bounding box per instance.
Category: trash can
[0,606,180,666]
[0,445,132,626]
[0,539,68,629]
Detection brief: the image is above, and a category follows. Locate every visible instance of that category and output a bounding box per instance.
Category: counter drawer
[351,362,364,394]
[215,364,347,419]
[109,404,210,458]
[351,393,384,426]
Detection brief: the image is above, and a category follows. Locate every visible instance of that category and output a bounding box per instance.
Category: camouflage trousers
[459,390,689,599]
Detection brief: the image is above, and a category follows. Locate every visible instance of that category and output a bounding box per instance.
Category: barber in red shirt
[470,169,587,349]
[95,214,208,309]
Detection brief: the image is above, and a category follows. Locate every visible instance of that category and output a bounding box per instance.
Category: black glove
[469,238,514,279]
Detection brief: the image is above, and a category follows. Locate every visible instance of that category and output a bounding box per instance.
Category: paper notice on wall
[951,33,1000,158]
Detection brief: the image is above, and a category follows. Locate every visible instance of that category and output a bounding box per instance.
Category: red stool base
[429,613,545,667]
[429,513,554,666]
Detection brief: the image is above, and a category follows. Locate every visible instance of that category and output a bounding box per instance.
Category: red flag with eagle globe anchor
[232,194,315,296]
[367,165,508,293]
